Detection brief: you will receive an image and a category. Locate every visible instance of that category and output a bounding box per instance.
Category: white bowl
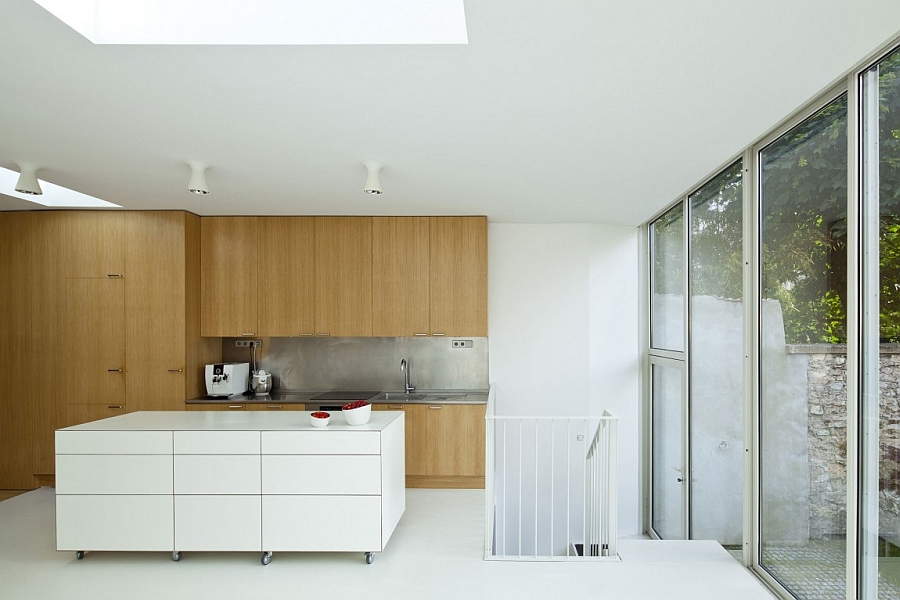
[309,413,330,427]
[343,403,372,426]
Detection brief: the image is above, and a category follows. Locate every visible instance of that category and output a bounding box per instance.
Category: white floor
[0,488,773,600]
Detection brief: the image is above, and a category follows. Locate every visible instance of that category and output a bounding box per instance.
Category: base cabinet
[55,411,405,563]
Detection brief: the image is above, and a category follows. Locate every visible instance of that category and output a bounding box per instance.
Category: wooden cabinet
[199,215,486,338]
[430,216,488,337]
[315,217,373,337]
[0,212,36,488]
[64,277,126,409]
[258,217,316,336]
[200,217,259,337]
[0,210,220,489]
[373,403,484,488]
[372,217,430,337]
[63,211,125,278]
[125,212,219,412]
[185,403,306,411]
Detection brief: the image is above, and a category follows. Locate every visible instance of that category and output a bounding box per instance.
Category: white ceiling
[2,0,899,226]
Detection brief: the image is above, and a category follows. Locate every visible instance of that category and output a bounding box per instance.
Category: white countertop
[58,410,401,432]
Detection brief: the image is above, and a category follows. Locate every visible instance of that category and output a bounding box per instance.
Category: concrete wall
[487,223,641,537]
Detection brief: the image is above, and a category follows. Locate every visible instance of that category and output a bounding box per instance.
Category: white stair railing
[484,386,619,561]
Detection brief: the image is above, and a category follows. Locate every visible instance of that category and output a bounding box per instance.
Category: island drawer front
[262,495,381,551]
[56,430,173,455]
[174,455,262,494]
[174,431,260,455]
[56,455,173,494]
[262,455,381,495]
[56,495,174,551]
[261,431,380,455]
[175,495,262,551]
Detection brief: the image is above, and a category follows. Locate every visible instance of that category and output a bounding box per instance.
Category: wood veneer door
[424,404,485,477]
[200,217,258,337]
[372,217,430,337]
[125,212,187,412]
[258,217,316,336]
[374,405,427,476]
[66,404,126,427]
[314,217,372,337]
[429,217,488,337]
[62,211,125,278]
[0,212,35,488]
[65,278,125,406]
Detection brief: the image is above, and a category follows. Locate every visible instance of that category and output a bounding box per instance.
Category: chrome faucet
[400,358,415,394]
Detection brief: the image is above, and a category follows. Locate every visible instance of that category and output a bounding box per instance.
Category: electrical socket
[235,340,262,348]
[451,339,473,348]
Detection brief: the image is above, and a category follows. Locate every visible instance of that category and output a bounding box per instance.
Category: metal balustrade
[484,386,619,561]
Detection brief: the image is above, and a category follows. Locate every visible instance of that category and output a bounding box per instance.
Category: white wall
[488,223,641,537]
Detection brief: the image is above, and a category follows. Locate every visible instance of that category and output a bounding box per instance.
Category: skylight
[31,0,468,45]
[0,168,121,208]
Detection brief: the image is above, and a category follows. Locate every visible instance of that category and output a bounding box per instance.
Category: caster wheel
[261,551,273,566]
[171,551,182,562]
[365,552,374,565]
[75,551,85,560]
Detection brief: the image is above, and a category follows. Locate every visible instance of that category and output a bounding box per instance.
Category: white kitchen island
[55,410,405,565]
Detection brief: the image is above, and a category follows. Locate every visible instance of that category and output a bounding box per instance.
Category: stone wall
[793,345,900,539]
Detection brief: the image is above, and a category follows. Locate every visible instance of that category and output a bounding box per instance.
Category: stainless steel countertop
[185,389,488,405]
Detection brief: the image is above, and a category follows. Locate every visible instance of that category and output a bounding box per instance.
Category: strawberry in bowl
[309,411,331,427]
[342,400,372,425]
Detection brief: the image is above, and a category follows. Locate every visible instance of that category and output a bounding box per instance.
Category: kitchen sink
[378,392,426,401]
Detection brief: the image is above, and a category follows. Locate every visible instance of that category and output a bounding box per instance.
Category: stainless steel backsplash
[221,336,489,391]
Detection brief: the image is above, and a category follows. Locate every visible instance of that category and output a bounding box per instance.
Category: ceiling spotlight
[186,160,210,195]
[14,162,42,195]
[362,160,383,195]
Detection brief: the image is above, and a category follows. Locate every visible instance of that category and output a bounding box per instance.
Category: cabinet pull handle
[167,369,184,373]
[227,405,244,410]
[414,333,429,336]
[107,369,123,372]
[106,273,123,278]
[432,332,446,336]
[266,405,283,410]
[241,332,256,337]
[428,405,443,410]
[107,405,123,409]
[298,333,314,337]
[388,405,404,409]
[316,333,331,337]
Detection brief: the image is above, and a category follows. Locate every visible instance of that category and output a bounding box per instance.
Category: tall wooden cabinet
[0,210,219,490]
[372,217,431,337]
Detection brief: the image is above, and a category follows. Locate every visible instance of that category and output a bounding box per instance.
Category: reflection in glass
[759,94,848,599]
[651,204,684,351]
[688,161,743,545]
[652,362,685,540]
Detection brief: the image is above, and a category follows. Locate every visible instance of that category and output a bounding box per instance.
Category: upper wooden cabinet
[199,215,486,338]
[63,211,126,278]
[372,217,430,337]
[430,216,488,337]
[315,217,373,337]
[258,217,316,337]
[200,217,259,336]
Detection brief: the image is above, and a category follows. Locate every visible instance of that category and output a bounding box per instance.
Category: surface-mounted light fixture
[362,160,384,195]
[14,162,42,195]
[186,160,210,195]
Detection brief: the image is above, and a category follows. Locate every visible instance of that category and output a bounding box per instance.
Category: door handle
[676,477,684,483]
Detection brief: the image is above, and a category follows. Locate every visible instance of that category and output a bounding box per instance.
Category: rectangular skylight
[0,168,121,208]
[32,0,468,45]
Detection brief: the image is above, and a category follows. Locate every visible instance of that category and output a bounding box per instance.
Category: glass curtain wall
[651,204,685,352]
[860,47,900,599]
[689,161,744,546]
[758,95,849,600]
